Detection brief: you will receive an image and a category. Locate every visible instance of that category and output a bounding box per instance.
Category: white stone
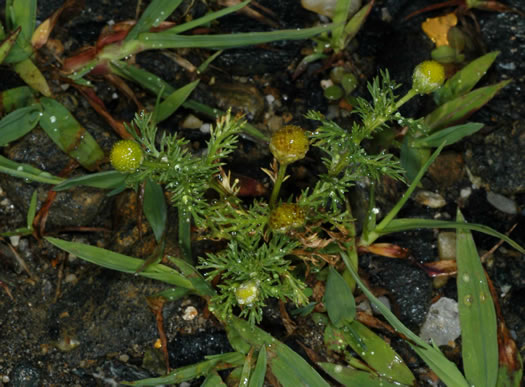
[420,297,460,347]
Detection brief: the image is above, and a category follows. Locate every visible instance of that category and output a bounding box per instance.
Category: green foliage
[199,234,307,325]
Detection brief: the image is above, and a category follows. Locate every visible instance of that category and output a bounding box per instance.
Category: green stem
[395,88,418,110]
[343,199,358,292]
[269,162,288,208]
[178,206,192,263]
[359,142,446,247]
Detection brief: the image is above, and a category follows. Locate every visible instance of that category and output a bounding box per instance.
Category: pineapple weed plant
[42,61,524,386]
[0,0,523,385]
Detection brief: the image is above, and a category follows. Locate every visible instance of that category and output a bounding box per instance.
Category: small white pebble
[199,123,211,134]
[460,187,472,199]
[182,306,198,321]
[2,375,10,383]
[9,235,20,247]
[265,94,275,105]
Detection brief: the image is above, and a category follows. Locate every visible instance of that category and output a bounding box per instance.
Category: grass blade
[325,267,355,327]
[139,24,332,50]
[319,363,407,387]
[155,80,199,122]
[45,237,194,289]
[455,210,498,387]
[144,178,167,242]
[248,347,267,387]
[342,253,469,387]
[325,322,415,385]
[122,352,244,385]
[434,51,500,105]
[0,26,20,64]
[39,97,104,170]
[413,122,484,148]
[377,218,524,254]
[0,154,63,184]
[229,317,330,387]
[166,0,251,35]
[0,86,37,113]
[0,104,42,146]
[424,80,511,130]
[26,189,38,228]
[13,58,52,96]
[52,170,127,191]
[125,0,183,42]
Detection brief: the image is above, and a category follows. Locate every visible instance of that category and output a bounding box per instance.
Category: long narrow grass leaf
[0,26,20,64]
[156,80,199,122]
[248,347,267,387]
[166,0,251,35]
[26,189,37,228]
[39,98,104,170]
[342,253,469,387]
[378,218,524,254]
[139,24,332,50]
[52,170,127,191]
[125,0,183,42]
[122,352,244,385]
[45,237,194,289]
[319,363,406,387]
[0,154,63,184]
[0,104,42,146]
[455,210,498,387]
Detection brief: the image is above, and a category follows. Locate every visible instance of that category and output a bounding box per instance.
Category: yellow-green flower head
[235,280,259,306]
[269,203,305,233]
[110,140,144,173]
[412,60,445,95]
[269,125,309,165]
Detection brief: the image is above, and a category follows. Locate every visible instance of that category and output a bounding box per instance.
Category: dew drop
[463,294,473,306]
[462,273,470,282]
[50,115,57,123]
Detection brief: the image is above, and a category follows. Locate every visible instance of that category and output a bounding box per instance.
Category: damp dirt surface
[1,0,524,386]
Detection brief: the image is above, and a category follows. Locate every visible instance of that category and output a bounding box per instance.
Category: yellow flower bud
[269,125,309,165]
[235,280,259,306]
[110,140,144,173]
[412,60,445,94]
[269,203,305,233]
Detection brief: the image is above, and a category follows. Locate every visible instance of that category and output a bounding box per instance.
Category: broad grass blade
[434,51,499,105]
[413,122,484,148]
[325,322,415,385]
[39,98,104,170]
[202,371,227,386]
[0,104,42,146]
[456,210,498,387]
[0,27,20,64]
[0,86,37,113]
[319,363,407,387]
[45,237,194,289]
[424,80,511,130]
[13,58,52,96]
[342,253,469,387]
[325,267,355,327]
[144,178,167,242]
[230,317,330,387]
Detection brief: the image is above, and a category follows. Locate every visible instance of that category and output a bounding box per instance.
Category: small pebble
[181,114,203,129]
[486,191,517,215]
[414,190,446,208]
[437,232,456,260]
[420,297,460,347]
[65,273,77,284]
[9,235,20,247]
[182,306,198,321]
[119,354,129,363]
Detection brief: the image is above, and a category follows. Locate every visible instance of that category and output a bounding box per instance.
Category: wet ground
[0,0,524,385]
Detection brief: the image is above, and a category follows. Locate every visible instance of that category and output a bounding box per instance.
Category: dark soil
[0,0,524,386]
